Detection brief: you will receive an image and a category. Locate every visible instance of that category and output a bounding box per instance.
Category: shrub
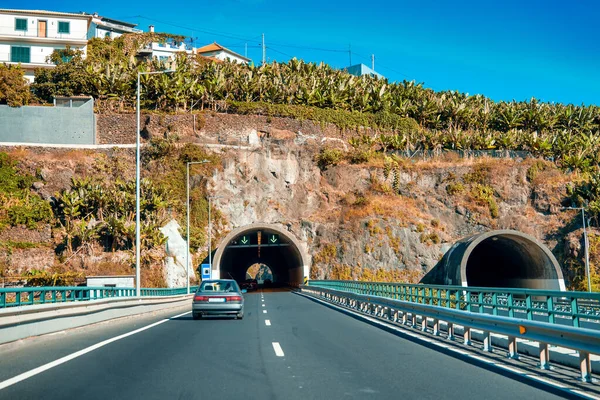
[316,148,344,169]
[471,184,499,218]
[446,182,465,195]
[0,64,31,106]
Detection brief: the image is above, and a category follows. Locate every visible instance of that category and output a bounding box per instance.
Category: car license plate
[208,298,225,303]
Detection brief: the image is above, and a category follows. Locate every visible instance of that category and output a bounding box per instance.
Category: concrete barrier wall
[0,100,95,145]
[0,295,191,345]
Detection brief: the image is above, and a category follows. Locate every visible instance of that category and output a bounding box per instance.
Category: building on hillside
[85,13,142,39]
[136,25,194,63]
[345,63,384,79]
[196,42,250,64]
[0,8,91,82]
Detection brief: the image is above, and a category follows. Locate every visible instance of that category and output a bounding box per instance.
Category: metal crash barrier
[301,284,600,383]
[0,286,199,309]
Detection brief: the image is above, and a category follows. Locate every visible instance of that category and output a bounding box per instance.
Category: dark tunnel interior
[218,229,304,286]
[464,235,561,290]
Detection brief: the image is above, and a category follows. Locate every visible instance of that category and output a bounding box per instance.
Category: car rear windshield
[199,281,238,293]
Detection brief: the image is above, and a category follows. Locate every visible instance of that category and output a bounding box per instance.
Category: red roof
[196,42,250,62]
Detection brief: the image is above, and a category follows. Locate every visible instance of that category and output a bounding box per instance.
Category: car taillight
[194,295,209,301]
[229,296,242,302]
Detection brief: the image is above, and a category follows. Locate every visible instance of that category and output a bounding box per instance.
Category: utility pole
[582,208,592,293]
[348,44,352,66]
[371,54,375,71]
[245,42,248,59]
[262,33,266,65]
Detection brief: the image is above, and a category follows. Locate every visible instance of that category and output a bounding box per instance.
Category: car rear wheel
[192,312,201,320]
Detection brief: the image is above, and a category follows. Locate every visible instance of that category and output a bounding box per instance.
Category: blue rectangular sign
[201,264,211,280]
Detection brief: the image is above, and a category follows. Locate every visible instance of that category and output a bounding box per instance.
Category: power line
[134,15,258,43]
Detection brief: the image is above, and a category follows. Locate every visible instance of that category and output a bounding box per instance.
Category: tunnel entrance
[212,224,308,287]
[462,231,565,290]
[420,230,566,290]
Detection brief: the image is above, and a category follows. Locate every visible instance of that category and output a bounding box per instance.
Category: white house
[196,42,250,64]
[86,13,142,39]
[137,25,194,63]
[0,9,91,82]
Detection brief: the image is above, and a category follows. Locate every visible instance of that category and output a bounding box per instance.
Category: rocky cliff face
[0,112,592,288]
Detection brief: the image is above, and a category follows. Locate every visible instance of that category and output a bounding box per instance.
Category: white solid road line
[263,310,267,314]
[0,311,191,391]
[265,320,271,326]
[272,342,285,357]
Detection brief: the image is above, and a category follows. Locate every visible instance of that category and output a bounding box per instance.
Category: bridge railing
[307,280,600,327]
[0,285,200,309]
[301,284,599,383]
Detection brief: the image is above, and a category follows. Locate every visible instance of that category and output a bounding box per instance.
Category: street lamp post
[186,160,209,295]
[207,196,223,276]
[135,69,175,297]
[563,206,592,292]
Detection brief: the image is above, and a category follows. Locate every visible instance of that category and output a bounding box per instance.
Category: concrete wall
[86,275,134,288]
[0,100,95,144]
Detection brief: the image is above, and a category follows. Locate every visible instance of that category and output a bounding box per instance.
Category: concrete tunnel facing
[420,230,566,290]
[211,223,309,287]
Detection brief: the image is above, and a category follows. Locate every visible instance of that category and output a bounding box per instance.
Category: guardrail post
[447,323,454,340]
[433,319,440,336]
[579,352,592,383]
[571,298,580,328]
[507,336,519,359]
[411,313,417,328]
[538,342,550,370]
[463,327,471,346]
[421,316,427,332]
[482,331,492,352]
[402,311,407,325]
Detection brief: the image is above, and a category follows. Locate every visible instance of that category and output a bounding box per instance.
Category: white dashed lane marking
[265,320,271,326]
[272,342,285,357]
[263,310,267,314]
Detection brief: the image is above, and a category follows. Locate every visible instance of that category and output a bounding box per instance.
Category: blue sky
[5,0,600,105]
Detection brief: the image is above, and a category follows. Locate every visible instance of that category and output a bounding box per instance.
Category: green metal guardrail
[307,280,600,327]
[0,285,200,309]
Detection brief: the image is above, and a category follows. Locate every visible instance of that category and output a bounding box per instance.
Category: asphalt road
[0,290,576,400]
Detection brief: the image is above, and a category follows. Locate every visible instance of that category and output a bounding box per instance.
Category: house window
[11,46,31,63]
[15,18,27,31]
[58,21,70,34]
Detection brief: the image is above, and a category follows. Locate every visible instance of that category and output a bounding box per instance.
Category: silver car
[192,279,246,320]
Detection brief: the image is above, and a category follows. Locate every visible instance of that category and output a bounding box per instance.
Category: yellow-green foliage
[446,182,465,195]
[420,232,441,245]
[526,160,552,182]
[471,184,499,218]
[0,153,53,230]
[316,148,344,170]
[313,243,338,265]
[229,101,419,133]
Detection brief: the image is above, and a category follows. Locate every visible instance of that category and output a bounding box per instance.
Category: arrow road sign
[240,236,249,245]
[269,234,278,244]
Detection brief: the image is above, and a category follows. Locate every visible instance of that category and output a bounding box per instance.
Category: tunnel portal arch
[421,230,566,290]
[212,223,309,286]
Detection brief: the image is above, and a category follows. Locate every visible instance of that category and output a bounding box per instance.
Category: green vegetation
[0,33,587,172]
[471,184,499,218]
[315,148,344,170]
[446,182,465,195]
[526,160,552,182]
[0,64,30,106]
[0,153,53,230]
[568,169,600,225]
